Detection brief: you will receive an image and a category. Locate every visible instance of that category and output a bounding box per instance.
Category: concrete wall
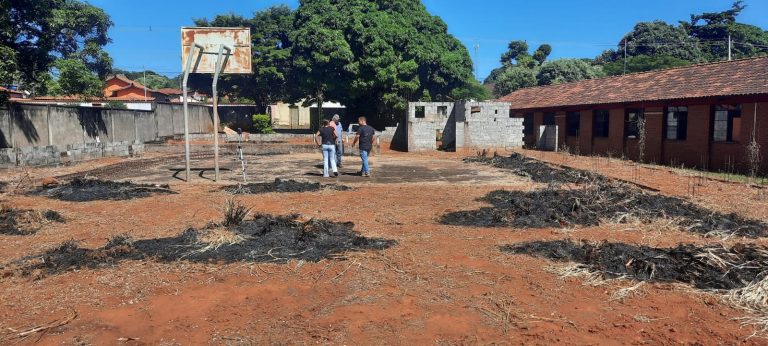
[458,101,523,150]
[404,101,523,151]
[406,102,454,151]
[0,101,220,166]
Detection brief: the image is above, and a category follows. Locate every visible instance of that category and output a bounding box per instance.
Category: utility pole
[143,66,147,101]
[473,43,480,80]
[728,34,732,61]
[623,39,628,75]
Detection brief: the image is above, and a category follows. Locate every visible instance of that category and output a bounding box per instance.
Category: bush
[252,114,274,134]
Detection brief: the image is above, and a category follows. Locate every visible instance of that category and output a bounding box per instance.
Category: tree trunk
[316,92,324,129]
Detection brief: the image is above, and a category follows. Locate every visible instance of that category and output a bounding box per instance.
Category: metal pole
[182,43,204,182]
[623,39,627,75]
[728,34,732,61]
[211,44,232,182]
[143,67,147,101]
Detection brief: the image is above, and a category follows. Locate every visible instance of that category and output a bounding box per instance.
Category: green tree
[194,6,295,109]
[450,78,491,101]
[682,1,768,60]
[536,59,604,86]
[485,40,551,86]
[532,44,552,65]
[616,21,704,62]
[493,67,537,97]
[0,0,113,94]
[500,40,529,66]
[289,0,476,125]
[602,54,691,76]
[50,58,103,96]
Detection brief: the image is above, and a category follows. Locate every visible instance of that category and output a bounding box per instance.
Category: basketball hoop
[180,27,252,182]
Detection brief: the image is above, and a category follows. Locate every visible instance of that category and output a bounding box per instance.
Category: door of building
[289,106,299,129]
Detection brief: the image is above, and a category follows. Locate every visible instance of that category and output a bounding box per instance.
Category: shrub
[252,114,274,134]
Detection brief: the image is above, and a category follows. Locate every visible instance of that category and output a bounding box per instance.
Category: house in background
[269,100,347,131]
[499,56,768,174]
[1,86,25,100]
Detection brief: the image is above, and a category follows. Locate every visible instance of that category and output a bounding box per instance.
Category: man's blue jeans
[321,144,337,177]
[336,141,343,167]
[360,149,370,174]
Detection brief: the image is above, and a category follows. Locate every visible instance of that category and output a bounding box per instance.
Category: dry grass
[545,263,609,286]
[189,228,247,255]
[222,198,252,227]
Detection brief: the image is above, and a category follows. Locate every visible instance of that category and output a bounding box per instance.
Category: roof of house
[498,56,768,110]
[0,86,24,95]
[156,88,183,95]
[24,95,155,102]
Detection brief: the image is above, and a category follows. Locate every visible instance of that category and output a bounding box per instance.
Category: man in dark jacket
[351,116,376,177]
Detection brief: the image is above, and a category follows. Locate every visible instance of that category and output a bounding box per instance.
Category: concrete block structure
[405,101,523,152]
[500,56,768,174]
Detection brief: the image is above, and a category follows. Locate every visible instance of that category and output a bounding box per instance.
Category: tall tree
[289,0,477,125]
[682,1,768,60]
[0,0,113,94]
[194,6,295,109]
[536,59,604,86]
[493,67,536,97]
[48,58,103,96]
[485,40,550,87]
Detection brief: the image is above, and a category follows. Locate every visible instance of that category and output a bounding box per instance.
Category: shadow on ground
[223,178,351,194]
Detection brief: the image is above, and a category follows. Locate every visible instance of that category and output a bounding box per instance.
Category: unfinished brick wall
[406,101,522,151]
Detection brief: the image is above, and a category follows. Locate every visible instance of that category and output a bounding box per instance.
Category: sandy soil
[0,146,767,345]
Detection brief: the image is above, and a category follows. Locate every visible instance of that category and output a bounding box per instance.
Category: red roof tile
[498,56,768,110]
[156,88,183,95]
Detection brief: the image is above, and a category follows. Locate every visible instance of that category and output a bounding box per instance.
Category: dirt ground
[1,143,768,344]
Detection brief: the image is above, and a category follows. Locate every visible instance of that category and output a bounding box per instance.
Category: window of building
[523,113,534,135]
[593,109,610,138]
[509,109,514,118]
[665,106,688,140]
[437,106,448,116]
[713,104,741,142]
[543,112,556,125]
[471,106,481,114]
[566,111,580,137]
[625,109,644,138]
[415,106,425,118]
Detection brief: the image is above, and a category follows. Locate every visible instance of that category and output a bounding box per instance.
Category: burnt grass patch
[4,214,395,277]
[31,178,175,202]
[223,178,351,194]
[503,240,768,290]
[465,152,605,185]
[456,153,767,237]
[440,182,768,237]
[0,206,64,235]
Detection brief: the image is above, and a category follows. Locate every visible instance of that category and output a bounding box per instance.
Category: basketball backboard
[181,27,252,74]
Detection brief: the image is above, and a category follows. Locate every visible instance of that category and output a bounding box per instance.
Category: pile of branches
[31,178,175,202]
[441,179,767,237]
[224,178,351,195]
[465,153,604,185]
[0,205,64,235]
[4,213,395,277]
[503,239,768,290]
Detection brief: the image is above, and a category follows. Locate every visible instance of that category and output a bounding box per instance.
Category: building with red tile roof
[499,57,768,173]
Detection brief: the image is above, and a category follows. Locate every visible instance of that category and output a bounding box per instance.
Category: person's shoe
[362,172,370,177]
[333,171,339,177]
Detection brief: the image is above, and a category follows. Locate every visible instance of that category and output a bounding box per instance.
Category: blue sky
[90,0,768,80]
